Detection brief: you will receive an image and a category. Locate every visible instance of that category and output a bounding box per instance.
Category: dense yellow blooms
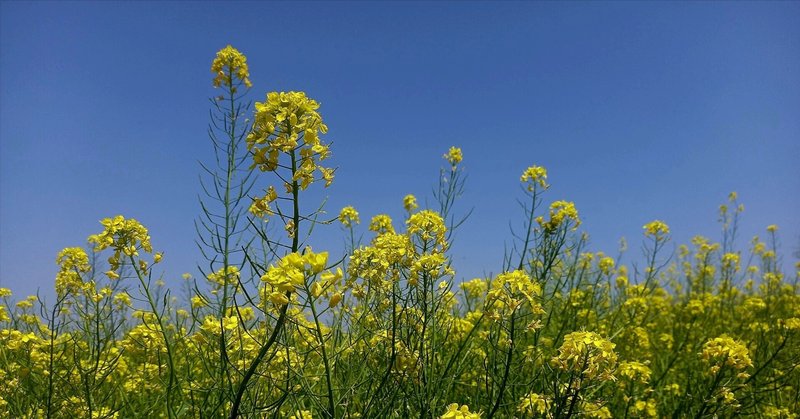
[406,209,447,248]
[552,331,617,381]
[369,214,395,234]
[444,146,463,166]
[618,361,652,383]
[701,334,753,372]
[54,247,91,296]
[440,403,480,419]
[88,215,153,270]
[260,251,329,306]
[518,392,548,415]
[3,47,798,419]
[403,194,419,212]
[338,206,360,227]
[211,45,252,88]
[247,91,332,192]
[643,220,670,238]
[521,165,548,191]
[537,200,581,232]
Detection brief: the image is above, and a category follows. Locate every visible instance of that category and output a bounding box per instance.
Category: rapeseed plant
[0,45,798,419]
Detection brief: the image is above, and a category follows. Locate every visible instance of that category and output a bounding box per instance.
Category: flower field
[1,46,798,418]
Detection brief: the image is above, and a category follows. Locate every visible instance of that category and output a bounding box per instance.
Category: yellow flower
[518,392,548,415]
[407,210,447,248]
[643,220,670,238]
[246,91,331,190]
[440,403,480,419]
[538,201,581,232]
[304,251,329,274]
[207,265,240,287]
[339,206,360,227]
[211,45,252,88]
[520,165,548,191]
[618,361,652,383]
[444,146,463,166]
[369,214,395,235]
[113,292,132,307]
[701,334,752,372]
[552,331,617,381]
[55,247,91,296]
[289,411,313,419]
[403,194,419,212]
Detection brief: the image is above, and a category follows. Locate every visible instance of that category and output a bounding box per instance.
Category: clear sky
[1,1,798,299]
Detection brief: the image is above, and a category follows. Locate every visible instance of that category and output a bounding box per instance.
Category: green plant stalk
[130,255,180,419]
[229,137,300,419]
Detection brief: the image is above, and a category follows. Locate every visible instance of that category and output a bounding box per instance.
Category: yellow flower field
[0,46,797,419]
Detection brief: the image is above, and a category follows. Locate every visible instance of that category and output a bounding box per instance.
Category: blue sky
[1,1,798,299]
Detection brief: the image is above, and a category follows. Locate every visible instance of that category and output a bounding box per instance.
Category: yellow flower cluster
[54,247,91,296]
[537,200,581,232]
[369,214,395,234]
[518,392,548,415]
[206,265,240,287]
[88,215,153,270]
[488,270,542,309]
[338,206,360,227]
[289,410,313,419]
[247,92,331,185]
[618,361,652,383]
[403,194,418,212]
[349,233,412,285]
[211,45,252,89]
[520,165,548,191]
[440,403,480,419]
[643,220,670,239]
[260,251,328,306]
[552,331,618,381]
[701,334,753,373]
[406,209,448,249]
[249,185,278,218]
[444,146,463,166]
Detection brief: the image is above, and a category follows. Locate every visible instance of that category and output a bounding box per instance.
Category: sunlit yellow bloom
[643,220,670,238]
[552,331,617,381]
[403,194,419,212]
[55,247,91,296]
[538,200,581,232]
[289,411,313,419]
[247,91,332,190]
[207,265,240,287]
[701,334,752,372]
[339,206,360,227]
[407,210,447,248]
[520,165,548,191]
[440,403,480,419]
[211,45,252,88]
[618,361,652,383]
[518,392,548,415]
[444,146,463,166]
[113,292,132,307]
[369,214,395,235]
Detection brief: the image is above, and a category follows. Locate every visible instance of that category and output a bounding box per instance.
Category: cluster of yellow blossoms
[211,44,252,89]
[521,165,548,191]
[260,251,329,306]
[701,334,753,373]
[552,331,618,381]
[440,403,480,419]
[537,200,581,232]
[88,215,155,271]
